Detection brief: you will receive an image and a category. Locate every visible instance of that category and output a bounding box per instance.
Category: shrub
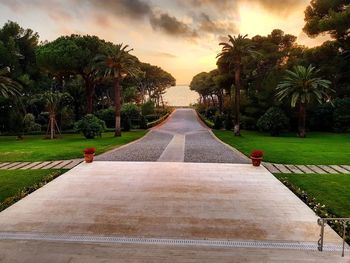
[205,106,217,120]
[141,100,155,116]
[224,113,233,130]
[121,103,140,131]
[250,150,264,158]
[257,107,289,136]
[240,115,257,130]
[96,107,115,128]
[309,103,334,132]
[74,114,106,139]
[333,98,350,132]
[213,114,223,129]
[121,103,140,119]
[139,115,147,129]
[23,113,41,132]
[61,108,75,130]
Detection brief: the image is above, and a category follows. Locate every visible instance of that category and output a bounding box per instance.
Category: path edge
[194,110,250,162]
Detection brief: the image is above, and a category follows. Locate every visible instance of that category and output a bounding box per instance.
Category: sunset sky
[0,0,330,84]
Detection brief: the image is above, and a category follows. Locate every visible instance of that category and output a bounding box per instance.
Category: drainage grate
[0,231,346,252]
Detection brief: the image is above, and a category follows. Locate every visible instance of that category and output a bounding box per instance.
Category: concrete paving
[0,161,347,262]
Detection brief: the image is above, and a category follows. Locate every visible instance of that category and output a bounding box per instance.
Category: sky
[0,0,330,85]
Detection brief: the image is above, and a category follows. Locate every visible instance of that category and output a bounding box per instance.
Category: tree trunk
[210,94,216,107]
[298,103,306,138]
[233,62,241,136]
[218,90,224,113]
[50,114,55,140]
[85,78,95,114]
[114,77,122,137]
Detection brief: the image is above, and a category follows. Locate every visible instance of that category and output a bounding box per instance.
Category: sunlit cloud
[0,0,332,84]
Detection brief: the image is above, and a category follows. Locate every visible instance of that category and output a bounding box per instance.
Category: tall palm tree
[217,34,257,136]
[94,44,140,137]
[0,67,22,98]
[276,65,333,138]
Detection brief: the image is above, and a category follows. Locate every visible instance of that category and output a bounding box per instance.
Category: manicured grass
[214,130,350,165]
[0,169,65,203]
[0,130,147,162]
[274,173,350,218]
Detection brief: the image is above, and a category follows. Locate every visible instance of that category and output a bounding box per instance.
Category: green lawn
[0,130,147,162]
[214,130,350,165]
[274,173,350,218]
[0,169,65,203]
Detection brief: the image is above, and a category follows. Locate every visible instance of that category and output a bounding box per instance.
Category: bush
[61,108,75,130]
[141,100,155,116]
[257,107,289,136]
[213,114,223,129]
[333,98,350,132]
[23,113,41,132]
[224,114,233,130]
[139,115,147,129]
[74,114,106,139]
[205,106,218,120]
[121,103,140,131]
[309,103,334,131]
[96,107,115,128]
[121,103,140,119]
[240,115,257,130]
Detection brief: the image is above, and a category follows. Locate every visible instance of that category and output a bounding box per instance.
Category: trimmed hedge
[147,112,171,128]
[197,112,214,128]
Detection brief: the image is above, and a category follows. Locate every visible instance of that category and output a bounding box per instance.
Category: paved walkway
[96,109,250,163]
[263,163,350,174]
[0,159,83,170]
[0,162,348,262]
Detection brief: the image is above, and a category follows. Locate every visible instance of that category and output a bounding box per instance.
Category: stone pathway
[263,162,350,174]
[96,108,250,163]
[0,159,83,170]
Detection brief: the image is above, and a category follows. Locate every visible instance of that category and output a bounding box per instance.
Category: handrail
[318,218,350,257]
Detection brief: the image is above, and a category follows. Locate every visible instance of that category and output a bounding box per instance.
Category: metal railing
[318,218,350,257]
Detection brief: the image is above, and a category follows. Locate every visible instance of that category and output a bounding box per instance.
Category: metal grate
[0,231,347,252]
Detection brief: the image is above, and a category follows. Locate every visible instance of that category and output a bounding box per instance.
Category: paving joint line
[0,232,347,252]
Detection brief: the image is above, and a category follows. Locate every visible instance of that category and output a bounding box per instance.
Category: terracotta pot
[84,153,94,163]
[251,156,262,166]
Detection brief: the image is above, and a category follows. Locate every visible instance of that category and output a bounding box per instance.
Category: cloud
[150,12,198,38]
[84,0,152,19]
[198,13,238,35]
[243,0,306,13]
[177,0,306,14]
[157,52,177,58]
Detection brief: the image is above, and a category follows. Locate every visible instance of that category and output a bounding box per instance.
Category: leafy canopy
[276,65,333,107]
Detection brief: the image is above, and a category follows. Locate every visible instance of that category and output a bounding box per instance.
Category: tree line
[0,21,175,138]
[190,0,350,137]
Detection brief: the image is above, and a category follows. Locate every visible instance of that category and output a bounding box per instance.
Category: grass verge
[213,130,350,165]
[0,169,66,211]
[275,173,350,242]
[0,130,147,162]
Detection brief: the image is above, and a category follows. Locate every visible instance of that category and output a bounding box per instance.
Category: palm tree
[276,65,333,138]
[94,44,140,137]
[0,67,22,98]
[41,91,72,139]
[217,34,257,136]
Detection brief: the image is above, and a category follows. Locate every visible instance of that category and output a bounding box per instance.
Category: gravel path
[96,109,249,163]
[95,131,173,161]
[184,131,249,163]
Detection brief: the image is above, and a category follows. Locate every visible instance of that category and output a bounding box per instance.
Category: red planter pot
[84,153,94,163]
[251,157,262,166]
